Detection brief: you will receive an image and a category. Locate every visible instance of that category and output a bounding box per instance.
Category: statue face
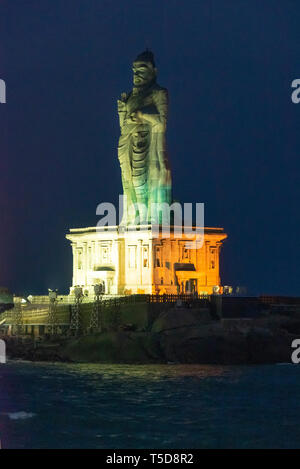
[132,61,156,87]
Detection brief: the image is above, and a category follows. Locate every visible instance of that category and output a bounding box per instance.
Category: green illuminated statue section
[117,50,172,225]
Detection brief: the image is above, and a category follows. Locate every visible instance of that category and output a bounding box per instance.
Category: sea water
[0,361,299,449]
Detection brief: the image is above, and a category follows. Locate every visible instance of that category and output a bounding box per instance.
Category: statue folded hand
[117,100,126,113]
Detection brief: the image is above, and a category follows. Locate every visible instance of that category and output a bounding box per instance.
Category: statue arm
[137,89,168,131]
[117,93,128,130]
[118,106,126,130]
[153,88,168,128]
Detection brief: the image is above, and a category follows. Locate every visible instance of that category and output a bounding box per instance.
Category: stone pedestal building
[66,225,227,296]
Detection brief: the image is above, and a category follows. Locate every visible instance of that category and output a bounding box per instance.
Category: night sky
[0,0,299,296]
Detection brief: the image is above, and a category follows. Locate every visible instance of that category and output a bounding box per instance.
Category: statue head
[132,50,157,88]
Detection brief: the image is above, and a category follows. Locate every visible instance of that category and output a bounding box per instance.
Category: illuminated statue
[67,50,227,297]
[117,50,172,224]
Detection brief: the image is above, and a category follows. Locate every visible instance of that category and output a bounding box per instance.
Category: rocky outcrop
[4,311,299,365]
[61,331,163,363]
[151,311,297,364]
[5,338,70,362]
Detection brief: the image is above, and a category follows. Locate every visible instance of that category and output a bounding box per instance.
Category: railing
[260,296,300,305]
[0,306,69,326]
[146,294,209,303]
[98,293,210,308]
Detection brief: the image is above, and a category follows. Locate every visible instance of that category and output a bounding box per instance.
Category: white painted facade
[66,225,227,296]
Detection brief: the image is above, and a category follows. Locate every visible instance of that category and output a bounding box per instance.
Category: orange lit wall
[152,227,227,295]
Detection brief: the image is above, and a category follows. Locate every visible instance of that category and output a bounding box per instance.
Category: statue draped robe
[118,82,172,225]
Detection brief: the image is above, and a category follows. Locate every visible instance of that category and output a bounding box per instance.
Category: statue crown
[134,49,155,67]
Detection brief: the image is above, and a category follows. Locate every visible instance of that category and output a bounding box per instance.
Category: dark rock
[3,311,300,365]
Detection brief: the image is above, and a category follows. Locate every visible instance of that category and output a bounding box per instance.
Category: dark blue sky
[0,0,299,296]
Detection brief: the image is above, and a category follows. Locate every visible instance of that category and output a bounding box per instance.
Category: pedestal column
[72,243,77,287]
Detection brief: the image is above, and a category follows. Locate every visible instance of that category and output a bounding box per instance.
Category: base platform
[66,225,227,296]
